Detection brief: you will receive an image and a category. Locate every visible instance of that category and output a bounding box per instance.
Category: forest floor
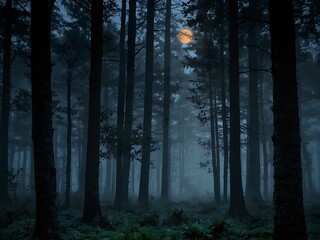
[1,199,320,240]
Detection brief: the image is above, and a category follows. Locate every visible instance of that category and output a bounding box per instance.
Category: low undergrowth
[0,202,319,240]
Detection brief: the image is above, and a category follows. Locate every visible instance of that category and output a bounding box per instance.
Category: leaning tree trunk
[0,0,12,203]
[269,0,307,239]
[227,0,249,218]
[161,0,171,202]
[82,0,103,222]
[138,0,155,206]
[31,0,59,238]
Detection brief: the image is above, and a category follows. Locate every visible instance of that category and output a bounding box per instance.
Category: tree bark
[138,0,155,206]
[31,0,59,238]
[82,0,103,222]
[114,0,126,206]
[245,0,263,204]
[259,80,269,200]
[269,0,307,238]
[65,64,72,208]
[214,81,221,203]
[208,73,219,203]
[161,0,171,202]
[227,0,249,218]
[0,0,12,203]
[79,94,88,198]
[121,0,137,204]
[217,0,229,203]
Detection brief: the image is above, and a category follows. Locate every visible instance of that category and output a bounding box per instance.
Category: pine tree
[31,0,59,238]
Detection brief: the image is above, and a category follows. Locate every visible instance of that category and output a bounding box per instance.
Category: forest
[0,0,320,239]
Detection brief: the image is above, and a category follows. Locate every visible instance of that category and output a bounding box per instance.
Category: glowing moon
[178,29,192,44]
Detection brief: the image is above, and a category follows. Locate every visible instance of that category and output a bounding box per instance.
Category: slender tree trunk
[245,0,262,204]
[106,158,112,200]
[111,159,116,198]
[9,145,14,175]
[161,0,171,202]
[318,142,320,192]
[227,0,249,217]
[82,0,103,222]
[79,97,88,198]
[122,0,137,204]
[269,0,307,238]
[214,83,221,203]
[22,146,28,193]
[65,65,72,208]
[178,78,185,195]
[77,125,82,192]
[31,0,59,238]
[131,159,135,196]
[209,73,219,203]
[138,0,155,206]
[0,0,12,203]
[259,80,269,200]
[114,0,127,206]
[301,142,315,197]
[217,0,229,203]
[30,144,35,197]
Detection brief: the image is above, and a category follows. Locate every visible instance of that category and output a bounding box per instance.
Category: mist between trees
[0,0,319,239]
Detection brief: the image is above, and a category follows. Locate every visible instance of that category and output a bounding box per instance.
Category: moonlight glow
[178,29,192,44]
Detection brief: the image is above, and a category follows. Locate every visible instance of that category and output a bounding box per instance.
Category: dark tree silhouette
[138,0,155,206]
[245,0,263,204]
[227,0,250,217]
[31,0,59,238]
[121,0,137,204]
[161,0,171,202]
[0,0,12,203]
[82,0,103,222]
[269,0,307,239]
[55,31,84,209]
[216,0,229,203]
[114,0,126,206]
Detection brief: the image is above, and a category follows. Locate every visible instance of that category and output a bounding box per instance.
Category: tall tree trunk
[301,142,315,196]
[245,0,262,204]
[269,0,307,238]
[214,82,221,203]
[259,80,269,200]
[161,0,171,202]
[105,158,112,200]
[31,0,59,238]
[122,0,137,204]
[138,0,155,206]
[82,0,103,222]
[79,96,88,198]
[209,73,219,203]
[65,65,72,208]
[318,142,320,191]
[114,0,126,206]
[77,124,82,192]
[227,0,249,217]
[0,0,12,203]
[179,99,185,195]
[217,0,229,203]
